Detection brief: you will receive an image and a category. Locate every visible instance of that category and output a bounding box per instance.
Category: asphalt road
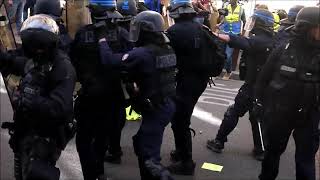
[0,76,297,180]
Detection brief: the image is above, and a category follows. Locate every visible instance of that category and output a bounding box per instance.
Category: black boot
[206,139,224,153]
[104,150,123,164]
[143,159,174,180]
[167,159,196,175]
[252,149,264,161]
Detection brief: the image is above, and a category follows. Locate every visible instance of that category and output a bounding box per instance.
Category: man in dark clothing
[206,9,275,161]
[70,0,131,179]
[254,6,320,180]
[0,14,76,180]
[166,0,226,175]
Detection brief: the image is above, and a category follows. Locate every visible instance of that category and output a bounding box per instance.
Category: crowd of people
[0,0,319,180]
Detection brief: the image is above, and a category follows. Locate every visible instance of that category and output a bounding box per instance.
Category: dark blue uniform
[208,29,274,157]
[70,24,131,180]
[99,40,176,180]
[255,38,320,180]
[1,50,76,180]
[166,20,210,166]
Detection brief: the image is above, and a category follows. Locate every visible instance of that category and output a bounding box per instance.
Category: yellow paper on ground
[201,162,223,172]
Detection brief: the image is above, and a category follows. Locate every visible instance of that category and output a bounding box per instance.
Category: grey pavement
[0,75,299,180]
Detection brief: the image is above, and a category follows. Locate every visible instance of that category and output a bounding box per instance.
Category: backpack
[197,25,226,77]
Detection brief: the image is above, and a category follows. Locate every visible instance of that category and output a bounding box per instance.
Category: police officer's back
[98,10,176,180]
[255,6,320,180]
[166,0,226,175]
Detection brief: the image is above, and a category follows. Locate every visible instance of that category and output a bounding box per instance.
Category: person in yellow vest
[218,0,246,80]
[272,12,280,32]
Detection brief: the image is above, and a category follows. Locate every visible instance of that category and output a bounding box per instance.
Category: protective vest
[222,4,242,34]
[273,12,280,32]
[72,25,123,97]
[268,43,320,109]
[145,44,177,102]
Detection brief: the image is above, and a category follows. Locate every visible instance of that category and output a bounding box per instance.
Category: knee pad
[26,159,60,180]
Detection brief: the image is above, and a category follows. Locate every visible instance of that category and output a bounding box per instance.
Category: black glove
[252,99,264,122]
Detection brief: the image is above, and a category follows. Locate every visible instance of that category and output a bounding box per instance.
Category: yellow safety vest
[225,4,241,23]
[273,13,280,32]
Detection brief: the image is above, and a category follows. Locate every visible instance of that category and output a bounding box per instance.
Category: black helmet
[295,7,320,27]
[88,0,123,20]
[117,0,137,18]
[293,7,320,47]
[20,14,60,62]
[129,10,165,42]
[168,0,196,19]
[288,5,304,22]
[276,9,288,20]
[34,0,62,19]
[246,9,274,33]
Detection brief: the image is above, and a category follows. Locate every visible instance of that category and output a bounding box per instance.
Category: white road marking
[202,92,235,100]
[205,88,238,95]
[0,73,7,94]
[192,106,222,126]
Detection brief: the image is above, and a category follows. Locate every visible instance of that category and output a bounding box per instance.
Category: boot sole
[206,144,223,153]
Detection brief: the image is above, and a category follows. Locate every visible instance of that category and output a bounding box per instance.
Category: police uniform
[207,9,275,161]
[166,0,212,175]
[0,15,76,180]
[70,0,128,179]
[99,10,176,180]
[255,7,320,180]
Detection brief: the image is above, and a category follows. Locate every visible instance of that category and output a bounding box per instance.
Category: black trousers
[215,83,264,152]
[259,108,320,180]
[75,97,111,180]
[18,135,61,180]
[171,72,208,161]
[133,98,175,179]
[107,102,126,155]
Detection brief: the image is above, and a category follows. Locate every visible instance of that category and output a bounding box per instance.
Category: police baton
[257,120,265,152]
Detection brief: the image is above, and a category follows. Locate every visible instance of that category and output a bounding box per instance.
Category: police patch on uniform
[122,54,129,61]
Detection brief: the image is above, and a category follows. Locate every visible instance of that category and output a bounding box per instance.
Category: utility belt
[134,95,172,113]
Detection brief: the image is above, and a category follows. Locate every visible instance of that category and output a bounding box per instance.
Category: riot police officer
[279,5,304,32]
[206,9,275,161]
[34,0,73,53]
[117,0,137,31]
[0,14,76,180]
[166,0,226,175]
[254,6,320,180]
[98,10,176,180]
[103,0,137,164]
[70,0,130,179]
[275,5,304,47]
